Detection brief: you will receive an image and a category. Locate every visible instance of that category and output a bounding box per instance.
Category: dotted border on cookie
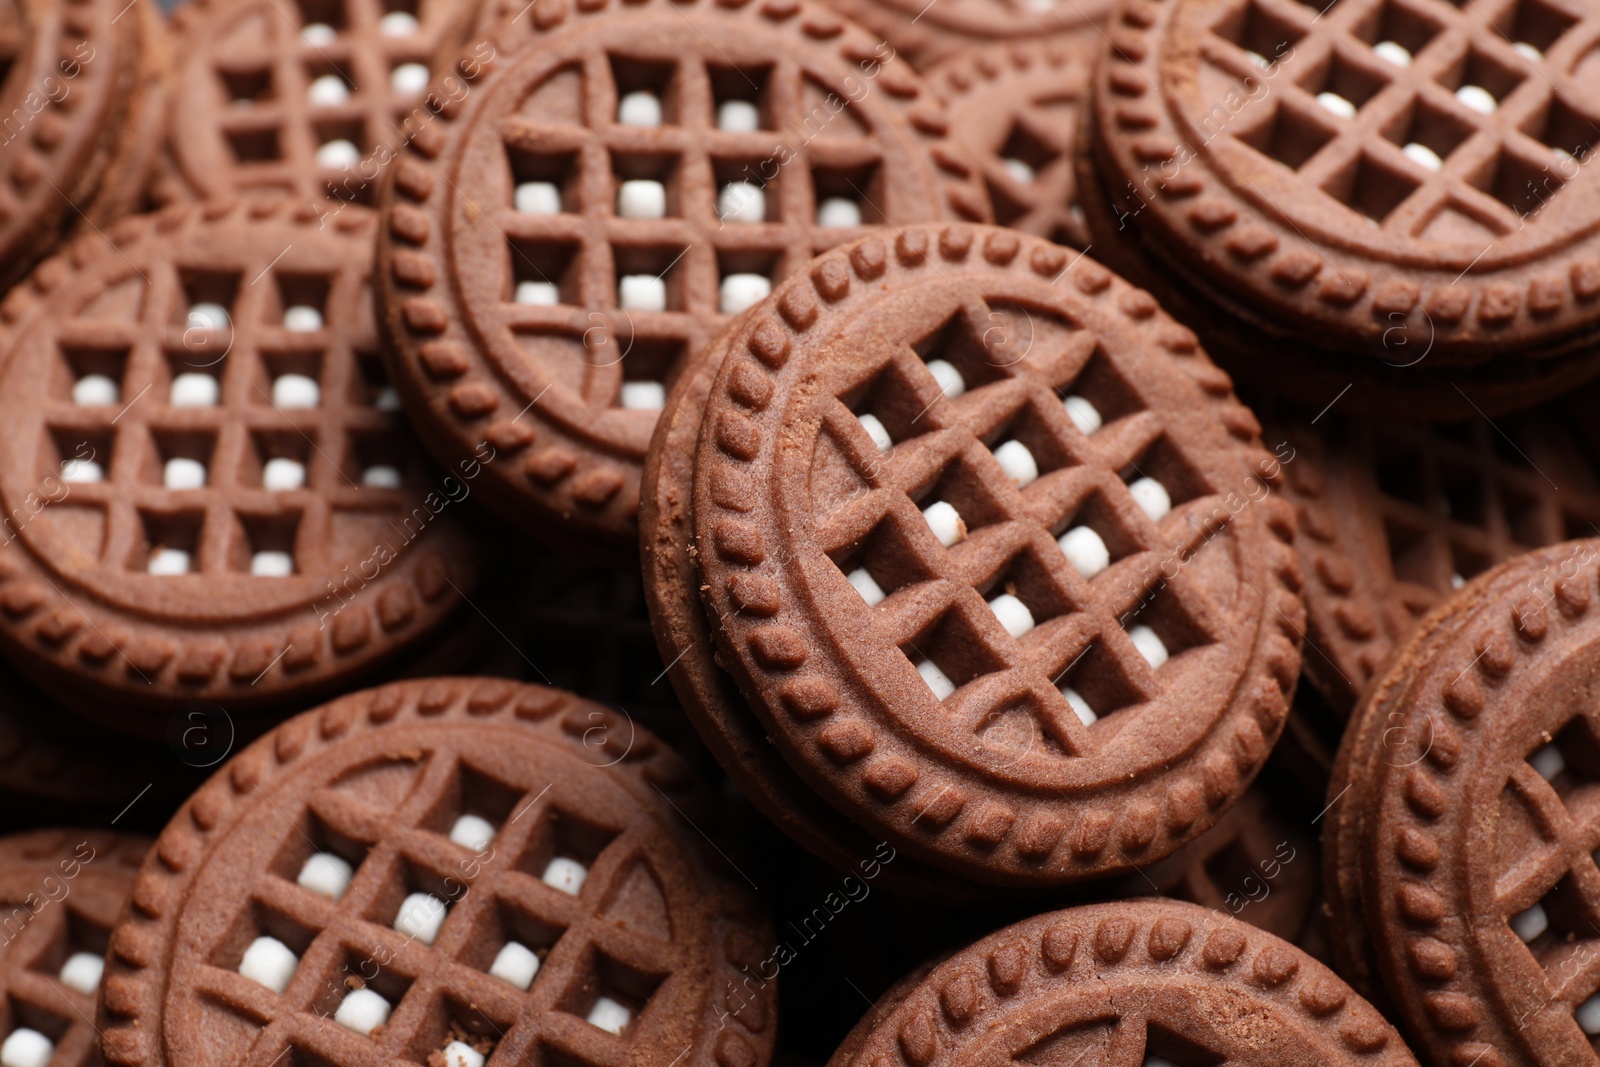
[692,222,1307,884]
[96,678,776,1067]
[1090,0,1600,359]
[0,200,480,704]
[375,0,992,546]
[840,900,1412,1067]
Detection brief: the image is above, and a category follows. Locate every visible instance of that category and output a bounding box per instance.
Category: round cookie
[1274,399,1600,715]
[0,829,150,1067]
[925,36,1095,248]
[156,0,483,208]
[651,222,1305,888]
[1087,0,1600,371]
[1325,538,1600,1065]
[376,0,991,550]
[0,199,485,734]
[97,678,776,1067]
[0,0,165,291]
[810,0,1111,70]
[1074,105,1600,420]
[827,900,1415,1067]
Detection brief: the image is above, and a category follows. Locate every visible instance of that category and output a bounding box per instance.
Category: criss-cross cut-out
[174,748,683,1067]
[36,246,409,583]
[814,299,1230,759]
[492,42,888,420]
[1,888,121,1067]
[187,0,457,203]
[1350,419,1600,617]
[1492,715,1600,1030]
[1206,0,1600,237]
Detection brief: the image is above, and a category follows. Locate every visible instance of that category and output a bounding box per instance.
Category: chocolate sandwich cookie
[1325,538,1600,1065]
[376,0,990,550]
[0,830,149,1067]
[0,0,166,290]
[645,222,1305,888]
[828,900,1415,1067]
[812,0,1110,71]
[1275,402,1600,714]
[924,37,1094,248]
[97,678,776,1067]
[1087,0,1600,369]
[0,200,484,734]
[156,0,483,207]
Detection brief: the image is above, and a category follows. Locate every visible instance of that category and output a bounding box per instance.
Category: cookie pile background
[0,0,1587,1065]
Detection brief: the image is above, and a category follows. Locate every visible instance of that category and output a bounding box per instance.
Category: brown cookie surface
[0,200,484,732]
[828,900,1415,1067]
[1088,0,1600,368]
[1276,400,1600,714]
[157,0,483,207]
[0,830,149,1067]
[1325,538,1600,1065]
[812,0,1111,70]
[376,0,990,550]
[99,677,775,1067]
[925,35,1095,248]
[0,0,157,289]
[662,223,1304,887]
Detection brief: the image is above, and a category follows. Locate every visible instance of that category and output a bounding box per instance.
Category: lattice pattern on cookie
[817,297,1229,757]
[37,235,410,582]
[1354,419,1600,618]
[492,43,891,423]
[180,0,462,203]
[1209,0,1600,234]
[183,750,680,1067]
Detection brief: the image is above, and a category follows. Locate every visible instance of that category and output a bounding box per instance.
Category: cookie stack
[0,0,1592,1066]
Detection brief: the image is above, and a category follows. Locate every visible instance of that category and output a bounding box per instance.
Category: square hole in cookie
[1122,589,1213,668]
[455,898,565,988]
[414,762,522,854]
[268,273,333,333]
[810,162,884,228]
[1299,48,1392,117]
[1118,439,1208,520]
[1382,515,1437,588]
[828,518,940,607]
[244,429,314,492]
[356,855,462,946]
[147,428,218,491]
[506,147,579,215]
[1351,0,1443,60]
[223,122,283,164]
[177,270,242,336]
[1380,97,1475,170]
[607,55,678,127]
[1494,0,1579,57]
[232,512,304,577]
[1236,98,1338,171]
[610,152,680,219]
[911,309,1012,397]
[398,992,513,1067]
[712,157,778,224]
[311,117,367,169]
[59,343,130,406]
[28,908,110,999]
[558,950,664,1037]
[131,510,205,575]
[911,459,1009,545]
[45,426,113,485]
[978,549,1075,635]
[164,350,226,407]
[309,949,415,1032]
[1056,345,1144,433]
[997,118,1062,185]
[716,249,780,317]
[984,404,1074,488]
[1438,45,1527,112]
[839,360,938,453]
[901,610,1009,701]
[268,808,370,899]
[612,245,688,313]
[303,59,356,108]
[1511,873,1600,975]
[294,0,347,32]
[1210,0,1304,67]
[355,353,402,412]
[1321,150,1422,223]
[259,352,327,410]
[208,898,319,987]
[1054,490,1145,579]
[708,64,773,132]
[217,64,273,105]
[1470,145,1567,217]
[0,1000,69,1063]
[1053,638,1146,727]
[1529,717,1600,819]
[1529,95,1598,164]
[614,338,687,412]
[345,429,408,489]
[507,238,580,308]
[521,807,621,892]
